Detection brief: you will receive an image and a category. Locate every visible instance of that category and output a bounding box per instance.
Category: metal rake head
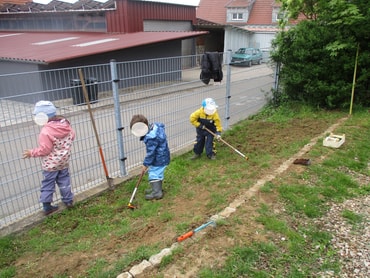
[127,203,136,210]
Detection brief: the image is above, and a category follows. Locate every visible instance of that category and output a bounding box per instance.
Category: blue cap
[33,100,56,118]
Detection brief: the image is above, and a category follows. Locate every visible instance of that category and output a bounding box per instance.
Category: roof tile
[247,0,276,25]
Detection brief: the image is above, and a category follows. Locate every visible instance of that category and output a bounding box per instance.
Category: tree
[272,0,369,108]
[278,0,321,20]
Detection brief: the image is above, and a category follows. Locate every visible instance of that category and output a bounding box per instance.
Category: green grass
[341,209,364,227]
[198,106,369,277]
[0,104,369,278]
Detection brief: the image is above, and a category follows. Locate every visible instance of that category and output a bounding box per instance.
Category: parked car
[230,47,263,67]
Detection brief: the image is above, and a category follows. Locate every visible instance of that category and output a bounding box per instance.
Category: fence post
[110,59,127,176]
[273,61,280,92]
[224,50,232,130]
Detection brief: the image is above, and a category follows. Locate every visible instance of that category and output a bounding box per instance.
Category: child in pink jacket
[23,101,75,215]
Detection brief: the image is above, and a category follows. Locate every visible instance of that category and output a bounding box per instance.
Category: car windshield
[235,48,253,55]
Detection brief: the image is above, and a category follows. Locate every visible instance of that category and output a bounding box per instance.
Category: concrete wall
[0,62,46,103]
[144,20,196,64]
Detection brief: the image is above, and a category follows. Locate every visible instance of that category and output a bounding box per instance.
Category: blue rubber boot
[43,202,58,216]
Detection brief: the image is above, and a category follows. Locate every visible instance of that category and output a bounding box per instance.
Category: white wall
[249,32,276,50]
[223,27,276,64]
[224,26,251,53]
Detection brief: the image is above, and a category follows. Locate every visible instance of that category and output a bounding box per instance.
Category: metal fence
[0,51,275,230]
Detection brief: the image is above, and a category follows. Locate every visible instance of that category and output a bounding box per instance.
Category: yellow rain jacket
[189,107,222,133]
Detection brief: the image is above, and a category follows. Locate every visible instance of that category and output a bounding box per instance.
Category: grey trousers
[40,168,74,204]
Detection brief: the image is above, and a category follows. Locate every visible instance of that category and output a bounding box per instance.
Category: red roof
[197,0,280,25]
[247,0,276,25]
[0,31,207,64]
[226,0,252,8]
[197,0,227,25]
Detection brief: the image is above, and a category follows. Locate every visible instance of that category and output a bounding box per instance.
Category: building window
[0,13,107,32]
[272,7,287,23]
[277,11,286,20]
[227,8,247,22]
[232,13,243,20]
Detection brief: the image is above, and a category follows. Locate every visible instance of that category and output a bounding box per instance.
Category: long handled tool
[78,69,114,190]
[127,169,146,209]
[204,126,249,161]
[177,220,216,242]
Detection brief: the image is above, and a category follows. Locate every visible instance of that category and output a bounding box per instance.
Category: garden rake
[177,220,216,242]
[204,126,249,161]
[127,169,146,209]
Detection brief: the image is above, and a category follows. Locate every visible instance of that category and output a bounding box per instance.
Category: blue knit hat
[33,100,56,118]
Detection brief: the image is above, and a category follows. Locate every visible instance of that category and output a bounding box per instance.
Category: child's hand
[215,132,221,141]
[22,150,31,159]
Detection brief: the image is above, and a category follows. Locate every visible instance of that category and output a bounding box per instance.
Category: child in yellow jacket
[189,98,222,160]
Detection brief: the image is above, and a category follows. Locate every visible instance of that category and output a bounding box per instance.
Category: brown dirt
[13,116,345,278]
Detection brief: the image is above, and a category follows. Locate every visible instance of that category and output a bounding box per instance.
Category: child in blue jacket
[130,114,170,200]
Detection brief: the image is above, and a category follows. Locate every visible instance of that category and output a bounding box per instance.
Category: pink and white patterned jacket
[30,117,75,171]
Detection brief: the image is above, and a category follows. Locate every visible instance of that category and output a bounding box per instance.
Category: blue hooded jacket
[142,123,170,167]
